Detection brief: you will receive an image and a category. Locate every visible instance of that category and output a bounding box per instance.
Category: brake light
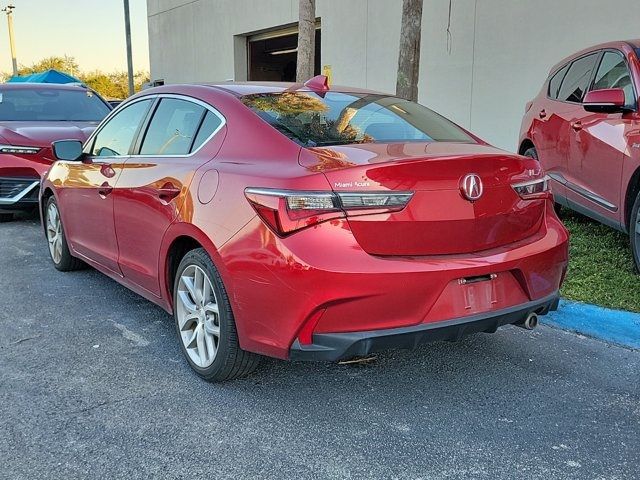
[245,188,413,236]
[512,175,550,200]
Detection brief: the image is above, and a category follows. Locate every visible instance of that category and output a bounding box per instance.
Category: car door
[531,62,570,202]
[113,95,225,296]
[566,50,636,226]
[544,53,601,207]
[60,98,154,273]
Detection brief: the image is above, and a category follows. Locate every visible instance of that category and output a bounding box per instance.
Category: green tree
[80,71,149,99]
[79,71,123,99]
[18,55,79,77]
[3,55,150,100]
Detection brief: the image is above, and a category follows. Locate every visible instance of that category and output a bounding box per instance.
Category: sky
[0,0,149,75]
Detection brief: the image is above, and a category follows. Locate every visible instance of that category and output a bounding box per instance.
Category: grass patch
[559,209,639,312]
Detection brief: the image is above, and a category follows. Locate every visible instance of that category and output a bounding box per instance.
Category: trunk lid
[299,142,545,255]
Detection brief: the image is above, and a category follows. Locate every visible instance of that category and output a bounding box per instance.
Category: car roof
[199,81,385,97]
[549,39,640,74]
[0,82,91,92]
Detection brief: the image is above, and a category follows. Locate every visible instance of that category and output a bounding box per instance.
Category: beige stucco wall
[147,0,640,151]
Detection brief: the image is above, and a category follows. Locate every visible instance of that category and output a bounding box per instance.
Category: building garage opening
[248,26,320,81]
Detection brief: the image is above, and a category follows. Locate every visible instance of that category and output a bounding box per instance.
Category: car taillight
[244,188,413,236]
[512,175,550,200]
[0,144,40,155]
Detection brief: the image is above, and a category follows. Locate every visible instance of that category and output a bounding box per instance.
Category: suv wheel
[173,248,261,382]
[522,147,538,160]
[45,196,84,271]
[630,190,640,273]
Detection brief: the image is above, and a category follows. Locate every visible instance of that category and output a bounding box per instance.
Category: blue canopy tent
[7,69,82,84]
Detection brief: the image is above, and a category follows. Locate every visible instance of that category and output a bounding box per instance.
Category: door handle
[100,164,116,178]
[571,121,583,131]
[157,183,181,202]
[539,109,547,119]
[98,181,113,197]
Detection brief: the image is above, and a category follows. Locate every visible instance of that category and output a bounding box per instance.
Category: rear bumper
[290,292,559,361]
[221,202,569,360]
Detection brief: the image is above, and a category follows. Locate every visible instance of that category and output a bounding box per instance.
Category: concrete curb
[542,299,640,350]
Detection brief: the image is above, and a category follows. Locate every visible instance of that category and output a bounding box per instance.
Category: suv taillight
[244,188,413,236]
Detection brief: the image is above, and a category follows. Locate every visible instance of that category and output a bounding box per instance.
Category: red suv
[42,79,568,381]
[520,40,640,271]
[0,83,111,217]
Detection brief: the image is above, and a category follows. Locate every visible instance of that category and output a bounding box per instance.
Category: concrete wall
[147,0,640,151]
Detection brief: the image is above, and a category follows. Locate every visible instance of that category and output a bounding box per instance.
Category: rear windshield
[241,91,475,147]
[0,87,111,122]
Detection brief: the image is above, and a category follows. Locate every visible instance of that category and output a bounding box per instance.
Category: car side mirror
[583,88,628,113]
[52,140,84,161]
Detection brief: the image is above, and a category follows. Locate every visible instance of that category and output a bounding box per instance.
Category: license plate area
[458,273,498,311]
[425,270,529,323]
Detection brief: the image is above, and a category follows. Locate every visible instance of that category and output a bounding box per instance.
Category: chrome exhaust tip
[521,312,539,330]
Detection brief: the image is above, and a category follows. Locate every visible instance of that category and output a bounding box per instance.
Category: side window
[557,54,599,103]
[548,64,569,99]
[140,98,205,155]
[190,111,223,152]
[591,51,635,107]
[91,99,152,157]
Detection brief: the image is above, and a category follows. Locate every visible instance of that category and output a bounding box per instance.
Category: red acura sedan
[519,40,640,271]
[0,83,111,217]
[42,77,569,381]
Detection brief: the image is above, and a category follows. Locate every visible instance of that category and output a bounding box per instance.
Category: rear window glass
[241,91,474,147]
[548,64,569,99]
[0,87,110,121]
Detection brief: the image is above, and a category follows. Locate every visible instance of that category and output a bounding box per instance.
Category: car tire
[45,196,84,271]
[630,190,640,273]
[173,248,261,382]
[522,147,538,161]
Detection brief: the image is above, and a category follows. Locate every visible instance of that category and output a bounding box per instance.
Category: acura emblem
[460,173,483,201]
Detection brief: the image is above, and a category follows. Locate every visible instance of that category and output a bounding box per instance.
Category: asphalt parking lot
[1,217,639,480]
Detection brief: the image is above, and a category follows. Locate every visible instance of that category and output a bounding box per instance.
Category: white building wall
[147,0,640,151]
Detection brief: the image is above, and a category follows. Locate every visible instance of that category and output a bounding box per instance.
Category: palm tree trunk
[296,0,316,82]
[396,0,423,101]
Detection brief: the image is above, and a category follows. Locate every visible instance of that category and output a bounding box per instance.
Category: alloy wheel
[176,265,220,368]
[46,203,63,264]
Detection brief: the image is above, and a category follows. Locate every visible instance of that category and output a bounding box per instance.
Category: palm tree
[396,0,423,101]
[296,0,316,82]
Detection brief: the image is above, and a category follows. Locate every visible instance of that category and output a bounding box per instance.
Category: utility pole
[123,0,134,96]
[2,4,17,76]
